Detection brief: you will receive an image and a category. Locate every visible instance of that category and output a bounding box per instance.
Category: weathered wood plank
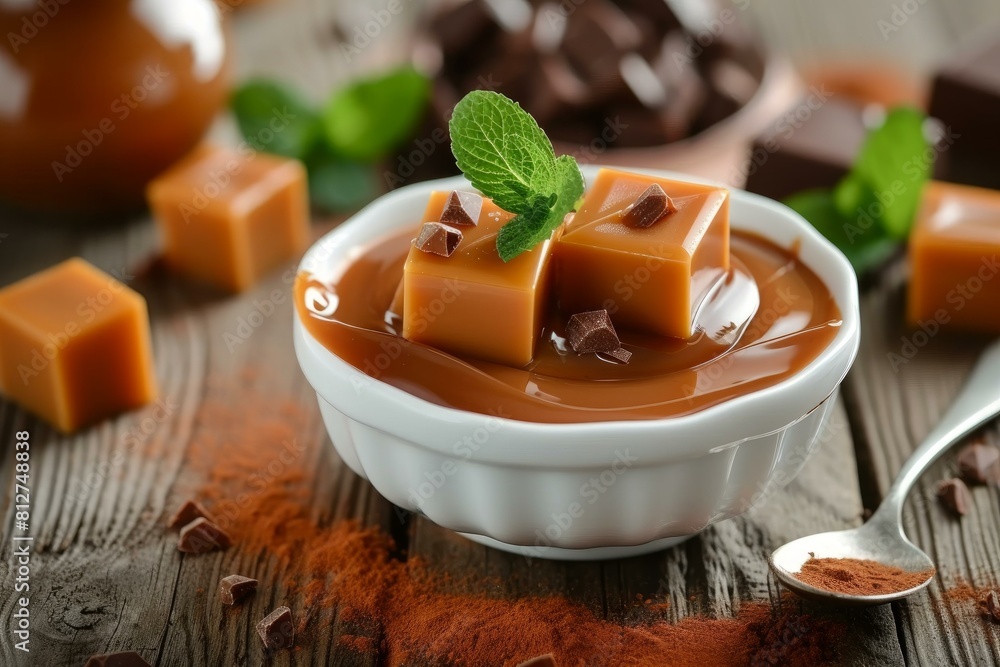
[845,259,1000,667]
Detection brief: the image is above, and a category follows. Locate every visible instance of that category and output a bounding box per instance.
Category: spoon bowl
[769,515,935,606]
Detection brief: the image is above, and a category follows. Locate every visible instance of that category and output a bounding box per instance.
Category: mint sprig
[784,107,930,276]
[449,91,585,262]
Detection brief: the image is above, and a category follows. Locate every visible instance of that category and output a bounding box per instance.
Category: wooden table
[2,1,1000,665]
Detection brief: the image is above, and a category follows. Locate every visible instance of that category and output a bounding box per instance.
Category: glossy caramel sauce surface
[296,225,841,424]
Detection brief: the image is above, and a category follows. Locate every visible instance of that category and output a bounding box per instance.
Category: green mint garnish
[449,91,585,262]
[230,67,430,212]
[783,107,930,276]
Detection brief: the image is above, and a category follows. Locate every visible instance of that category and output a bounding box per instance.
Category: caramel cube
[402,191,555,366]
[0,259,157,432]
[554,168,729,339]
[148,145,309,292]
[908,181,1000,332]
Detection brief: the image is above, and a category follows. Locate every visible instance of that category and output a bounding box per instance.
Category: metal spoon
[769,338,1000,605]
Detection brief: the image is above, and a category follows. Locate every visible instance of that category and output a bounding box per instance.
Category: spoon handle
[876,337,1000,524]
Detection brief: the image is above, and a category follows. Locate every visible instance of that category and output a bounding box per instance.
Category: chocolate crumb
[177,517,232,554]
[980,590,1000,622]
[957,442,1000,484]
[517,654,558,667]
[84,652,151,667]
[440,190,482,226]
[167,500,213,530]
[257,606,294,650]
[622,183,676,228]
[415,222,463,257]
[219,574,258,605]
[936,478,970,517]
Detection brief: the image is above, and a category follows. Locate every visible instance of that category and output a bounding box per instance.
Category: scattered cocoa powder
[176,377,848,665]
[794,557,934,596]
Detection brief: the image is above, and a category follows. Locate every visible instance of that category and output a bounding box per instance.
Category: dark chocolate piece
[566,310,621,355]
[743,98,870,202]
[622,183,675,228]
[517,654,558,667]
[982,590,1000,622]
[415,222,463,257]
[257,606,294,650]
[167,500,213,530]
[84,652,151,667]
[929,36,1000,188]
[177,517,232,554]
[219,574,258,605]
[440,190,482,226]
[957,442,1000,485]
[935,478,970,517]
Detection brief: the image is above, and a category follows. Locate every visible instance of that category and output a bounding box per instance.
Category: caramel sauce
[295,229,841,423]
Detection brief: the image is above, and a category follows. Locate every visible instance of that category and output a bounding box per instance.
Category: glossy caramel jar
[0,0,231,213]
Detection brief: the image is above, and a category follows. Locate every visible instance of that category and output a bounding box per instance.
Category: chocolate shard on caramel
[601,347,632,364]
[622,183,675,228]
[566,310,621,355]
[177,517,232,554]
[257,606,294,650]
[440,190,483,226]
[957,442,1000,485]
[415,222,463,257]
[219,574,258,605]
[936,478,970,517]
[168,499,214,530]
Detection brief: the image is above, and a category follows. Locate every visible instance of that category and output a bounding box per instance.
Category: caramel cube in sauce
[908,181,1000,332]
[402,191,555,366]
[554,168,729,339]
[148,145,309,292]
[0,259,157,432]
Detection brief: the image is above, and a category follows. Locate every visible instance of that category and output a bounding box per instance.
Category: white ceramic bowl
[293,166,860,560]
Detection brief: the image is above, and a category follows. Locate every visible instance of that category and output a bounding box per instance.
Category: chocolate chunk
[981,590,1000,622]
[440,190,482,226]
[177,517,232,554]
[622,184,675,228]
[415,222,463,257]
[566,310,621,355]
[167,500,213,530]
[600,347,632,364]
[257,606,294,650]
[517,654,558,667]
[957,442,1000,485]
[219,574,258,605]
[84,652,151,667]
[936,478,970,517]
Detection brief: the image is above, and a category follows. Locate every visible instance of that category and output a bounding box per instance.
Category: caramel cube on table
[402,191,555,367]
[148,145,309,293]
[908,181,1000,332]
[0,259,157,433]
[554,168,730,339]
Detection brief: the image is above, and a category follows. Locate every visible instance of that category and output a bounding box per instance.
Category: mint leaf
[307,148,380,212]
[785,189,897,275]
[449,91,584,261]
[323,67,429,162]
[231,81,322,160]
[449,90,558,214]
[833,107,929,239]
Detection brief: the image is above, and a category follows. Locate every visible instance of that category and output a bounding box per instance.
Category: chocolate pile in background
[929,34,1000,189]
[406,0,764,182]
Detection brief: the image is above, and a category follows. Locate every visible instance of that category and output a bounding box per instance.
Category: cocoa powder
[794,557,934,596]
[178,378,848,665]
